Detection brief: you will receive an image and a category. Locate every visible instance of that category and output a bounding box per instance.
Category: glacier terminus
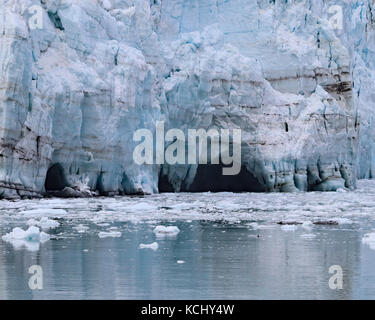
[0,0,375,198]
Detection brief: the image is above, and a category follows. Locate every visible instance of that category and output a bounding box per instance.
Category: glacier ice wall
[340,0,375,179]
[0,0,373,198]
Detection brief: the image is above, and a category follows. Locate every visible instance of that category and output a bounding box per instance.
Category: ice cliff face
[0,0,372,198]
[341,0,375,179]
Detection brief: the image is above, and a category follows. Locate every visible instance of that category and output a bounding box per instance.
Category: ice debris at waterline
[1,179,375,225]
[0,180,375,254]
[2,0,375,198]
[2,226,50,251]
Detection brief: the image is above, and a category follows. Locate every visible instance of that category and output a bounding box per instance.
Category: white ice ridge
[1,0,375,197]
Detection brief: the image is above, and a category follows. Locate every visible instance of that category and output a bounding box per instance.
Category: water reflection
[0,221,373,299]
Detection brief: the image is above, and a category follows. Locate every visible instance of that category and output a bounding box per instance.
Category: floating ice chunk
[177,260,185,264]
[26,219,38,226]
[129,203,155,211]
[27,217,60,230]
[248,222,275,230]
[335,218,353,225]
[248,222,260,230]
[145,220,159,224]
[96,223,110,227]
[19,208,67,218]
[2,226,50,242]
[301,233,316,240]
[281,225,298,231]
[74,224,90,233]
[98,231,122,238]
[215,200,242,210]
[153,226,180,237]
[336,188,348,193]
[362,233,375,250]
[38,218,59,230]
[302,221,313,230]
[101,0,112,10]
[248,234,260,239]
[139,242,159,251]
[2,226,50,251]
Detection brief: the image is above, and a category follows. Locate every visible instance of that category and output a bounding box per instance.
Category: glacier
[0,0,374,198]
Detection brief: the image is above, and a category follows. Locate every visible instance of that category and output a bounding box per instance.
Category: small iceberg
[301,233,316,240]
[362,232,375,250]
[27,217,60,230]
[98,231,122,238]
[153,226,180,237]
[74,224,90,233]
[281,224,298,232]
[139,242,159,251]
[2,226,50,251]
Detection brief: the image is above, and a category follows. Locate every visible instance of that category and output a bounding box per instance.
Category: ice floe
[301,233,317,240]
[98,231,122,238]
[1,226,50,251]
[281,225,298,232]
[27,217,60,230]
[19,208,67,218]
[73,224,90,233]
[139,242,159,251]
[153,226,180,237]
[0,180,374,242]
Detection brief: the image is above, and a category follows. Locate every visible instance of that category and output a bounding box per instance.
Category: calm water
[2,181,375,299]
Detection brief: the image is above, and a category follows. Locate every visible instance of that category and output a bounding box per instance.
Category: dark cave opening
[96,172,106,196]
[158,173,175,192]
[159,165,266,193]
[45,163,68,191]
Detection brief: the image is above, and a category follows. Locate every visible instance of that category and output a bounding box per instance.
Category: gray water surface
[1,181,375,299]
